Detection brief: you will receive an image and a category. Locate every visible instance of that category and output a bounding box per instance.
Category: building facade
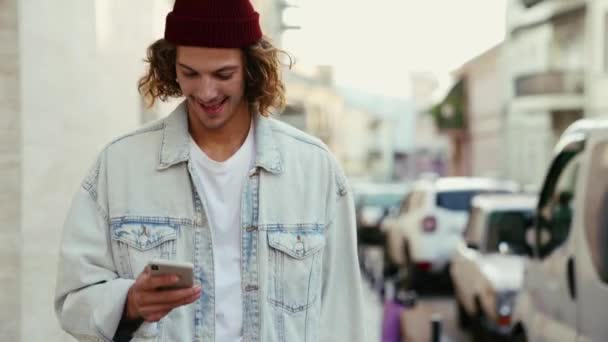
[457,45,507,179]
[504,0,589,186]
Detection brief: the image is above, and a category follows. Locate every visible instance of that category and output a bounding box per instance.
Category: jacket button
[294,241,305,256]
[246,226,257,232]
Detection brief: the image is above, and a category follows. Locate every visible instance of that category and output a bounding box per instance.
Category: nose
[196,77,220,103]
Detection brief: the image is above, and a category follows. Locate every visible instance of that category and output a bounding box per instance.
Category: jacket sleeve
[320,176,367,342]
[54,181,134,341]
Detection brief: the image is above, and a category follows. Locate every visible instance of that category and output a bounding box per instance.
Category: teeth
[198,98,225,108]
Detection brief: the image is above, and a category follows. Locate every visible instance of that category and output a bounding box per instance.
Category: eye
[184,72,198,78]
[216,73,234,80]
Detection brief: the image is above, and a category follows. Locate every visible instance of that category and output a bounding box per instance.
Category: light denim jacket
[55,102,366,342]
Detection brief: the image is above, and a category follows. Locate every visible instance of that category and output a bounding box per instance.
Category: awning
[429,78,466,131]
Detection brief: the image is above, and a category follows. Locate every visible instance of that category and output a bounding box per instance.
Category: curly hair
[138,36,293,117]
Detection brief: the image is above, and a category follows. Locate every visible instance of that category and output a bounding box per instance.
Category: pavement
[358,244,473,342]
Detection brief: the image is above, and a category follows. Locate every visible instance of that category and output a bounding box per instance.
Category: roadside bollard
[431,313,442,342]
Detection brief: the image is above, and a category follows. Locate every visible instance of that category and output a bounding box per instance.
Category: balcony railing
[514,70,584,97]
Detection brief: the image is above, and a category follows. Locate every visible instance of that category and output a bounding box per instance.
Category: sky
[281,0,508,98]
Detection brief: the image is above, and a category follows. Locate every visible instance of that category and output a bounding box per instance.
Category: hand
[124,266,202,322]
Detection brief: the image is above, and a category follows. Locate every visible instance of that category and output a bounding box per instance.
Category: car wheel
[471,298,489,342]
[440,263,454,293]
[456,297,470,330]
[510,326,528,342]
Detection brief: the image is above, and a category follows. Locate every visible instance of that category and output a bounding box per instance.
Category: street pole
[431,313,442,342]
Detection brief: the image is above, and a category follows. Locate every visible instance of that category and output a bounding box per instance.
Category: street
[361,275,473,342]
[360,246,472,342]
[400,294,471,342]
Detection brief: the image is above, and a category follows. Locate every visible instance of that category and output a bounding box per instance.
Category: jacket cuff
[92,278,135,340]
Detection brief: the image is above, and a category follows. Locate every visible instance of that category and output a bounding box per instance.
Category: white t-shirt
[189,123,255,342]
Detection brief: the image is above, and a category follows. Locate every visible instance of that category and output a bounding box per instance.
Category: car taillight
[416,262,432,272]
[497,314,511,327]
[421,216,436,233]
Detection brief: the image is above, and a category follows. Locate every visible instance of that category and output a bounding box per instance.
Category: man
[54,0,366,341]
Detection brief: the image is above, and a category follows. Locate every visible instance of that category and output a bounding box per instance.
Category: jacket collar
[158,101,283,174]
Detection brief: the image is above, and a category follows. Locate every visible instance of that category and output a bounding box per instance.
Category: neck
[189,103,252,162]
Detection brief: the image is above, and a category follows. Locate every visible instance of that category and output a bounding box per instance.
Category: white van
[511,119,608,342]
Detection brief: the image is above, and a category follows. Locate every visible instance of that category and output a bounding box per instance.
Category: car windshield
[436,189,511,211]
[436,191,479,211]
[486,210,534,255]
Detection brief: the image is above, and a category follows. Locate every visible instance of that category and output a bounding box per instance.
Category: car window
[485,210,534,255]
[536,146,582,258]
[584,141,608,284]
[436,191,478,211]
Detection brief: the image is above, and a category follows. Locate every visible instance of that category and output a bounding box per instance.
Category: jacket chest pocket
[266,226,326,314]
[111,221,179,278]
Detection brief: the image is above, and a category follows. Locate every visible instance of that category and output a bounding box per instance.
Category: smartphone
[147,259,194,290]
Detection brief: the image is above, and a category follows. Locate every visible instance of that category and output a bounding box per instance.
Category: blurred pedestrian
[54,0,365,341]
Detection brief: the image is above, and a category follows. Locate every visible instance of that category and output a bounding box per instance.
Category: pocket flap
[267,229,326,259]
[111,223,177,251]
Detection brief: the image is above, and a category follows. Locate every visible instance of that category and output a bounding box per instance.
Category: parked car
[353,182,409,246]
[386,177,518,290]
[511,119,608,342]
[450,193,536,339]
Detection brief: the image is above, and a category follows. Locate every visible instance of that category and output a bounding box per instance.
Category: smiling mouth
[197,97,228,114]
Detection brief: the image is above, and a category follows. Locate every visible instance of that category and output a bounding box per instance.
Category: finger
[137,266,151,282]
[143,309,171,323]
[133,267,152,290]
[140,285,202,306]
[139,292,200,319]
[140,303,175,318]
[140,274,179,291]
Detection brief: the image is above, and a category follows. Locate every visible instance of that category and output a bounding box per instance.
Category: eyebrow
[178,63,239,74]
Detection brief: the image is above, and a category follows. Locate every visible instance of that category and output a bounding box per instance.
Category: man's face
[176,46,247,131]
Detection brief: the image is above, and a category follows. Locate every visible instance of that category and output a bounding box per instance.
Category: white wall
[14,1,173,340]
[0,0,21,340]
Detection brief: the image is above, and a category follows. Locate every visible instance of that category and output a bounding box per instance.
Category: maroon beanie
[164,0,263,48]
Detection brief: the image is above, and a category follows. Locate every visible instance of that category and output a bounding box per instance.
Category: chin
[200,119,228,130]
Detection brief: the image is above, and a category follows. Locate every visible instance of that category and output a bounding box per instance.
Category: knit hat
[164,0,263,48]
